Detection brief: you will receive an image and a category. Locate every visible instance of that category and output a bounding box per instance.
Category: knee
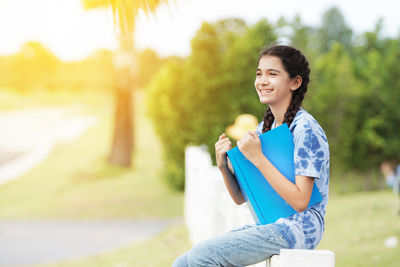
[172,252,188,267]
[173,241,220,267]
[186,243,218,267]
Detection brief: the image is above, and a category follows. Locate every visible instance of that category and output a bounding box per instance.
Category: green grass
[318,190,400,267]
[0,89,183,220]
[329,167,386,194]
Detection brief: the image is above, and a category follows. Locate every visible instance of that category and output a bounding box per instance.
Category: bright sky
[0,0,399,61]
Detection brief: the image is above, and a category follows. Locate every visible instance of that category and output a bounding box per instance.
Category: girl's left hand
[237,130,263,164]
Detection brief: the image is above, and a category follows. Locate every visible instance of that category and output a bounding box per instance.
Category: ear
[290,75,302,91]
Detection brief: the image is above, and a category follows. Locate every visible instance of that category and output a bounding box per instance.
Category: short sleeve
[256,121,263,135]
[294,128,328,179]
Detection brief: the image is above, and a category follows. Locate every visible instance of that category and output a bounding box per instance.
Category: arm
[238,130,314,212]
[215,133,245,205]
[253,155,314,212]
[219,162,245,205]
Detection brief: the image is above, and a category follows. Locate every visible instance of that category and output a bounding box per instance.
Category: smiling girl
[173,45,330,267]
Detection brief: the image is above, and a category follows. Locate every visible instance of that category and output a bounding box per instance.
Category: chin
[259,96,272,105]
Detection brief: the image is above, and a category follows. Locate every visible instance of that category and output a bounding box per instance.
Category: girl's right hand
[215,133,232,169]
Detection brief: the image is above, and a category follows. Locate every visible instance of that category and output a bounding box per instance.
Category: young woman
[173,45,330,267]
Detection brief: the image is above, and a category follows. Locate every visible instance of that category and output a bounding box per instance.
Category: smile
[258,89,274,95]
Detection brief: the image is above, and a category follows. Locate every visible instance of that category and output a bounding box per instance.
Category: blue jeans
[172,224,289,267]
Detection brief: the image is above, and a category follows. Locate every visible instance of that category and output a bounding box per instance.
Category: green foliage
[56,50,116,93]
[0,43,115,93]
[306,43,364,170]
[353,37,400,165]
[137,48,165,89]
[2,42,60,92]
[316,7,353,53]
[0,43,163,94]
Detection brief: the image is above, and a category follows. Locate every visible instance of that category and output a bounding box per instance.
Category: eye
[256,72,261,76]
[269,73,277,76]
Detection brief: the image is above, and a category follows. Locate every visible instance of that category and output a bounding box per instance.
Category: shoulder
[290,108,328,145]
[292,109,330,177]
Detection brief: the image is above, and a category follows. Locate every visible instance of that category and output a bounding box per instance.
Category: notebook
[226,123,322,225]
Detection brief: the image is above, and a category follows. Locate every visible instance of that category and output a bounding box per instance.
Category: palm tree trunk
[108,84,134,167]
[108,34,135,167]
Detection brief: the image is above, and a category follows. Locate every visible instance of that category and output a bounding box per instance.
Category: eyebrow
[256,68,281,73]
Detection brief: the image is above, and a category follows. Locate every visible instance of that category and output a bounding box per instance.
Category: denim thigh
[172,224,289,267]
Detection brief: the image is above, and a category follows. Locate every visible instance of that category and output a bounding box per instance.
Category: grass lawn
[319,190,400,267]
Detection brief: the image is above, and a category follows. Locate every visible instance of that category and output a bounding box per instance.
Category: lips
[258,89,274,96]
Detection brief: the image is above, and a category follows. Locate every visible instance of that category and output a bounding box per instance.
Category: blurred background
[0,0,399,266]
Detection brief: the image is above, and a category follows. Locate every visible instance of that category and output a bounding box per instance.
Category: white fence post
[184,145,266,267]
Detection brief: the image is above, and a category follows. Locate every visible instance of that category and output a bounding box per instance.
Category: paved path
[0,106,98,185]
[0,218,182,266]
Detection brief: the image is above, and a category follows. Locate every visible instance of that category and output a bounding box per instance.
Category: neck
[269,99,292,127]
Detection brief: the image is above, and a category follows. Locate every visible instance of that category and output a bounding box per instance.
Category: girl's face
[255,55,300,107]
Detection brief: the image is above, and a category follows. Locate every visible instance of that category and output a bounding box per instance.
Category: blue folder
[226,124,322,225]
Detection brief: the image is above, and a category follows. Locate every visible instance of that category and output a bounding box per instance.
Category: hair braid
[258,45,310,133]
[262,107,274,133]
[282,91,304,127]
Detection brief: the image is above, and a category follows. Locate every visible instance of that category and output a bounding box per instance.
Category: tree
[6,42,59,92]
[82,0,169,167]
[306,43,363,170]
[137,48,163,89]
[316,7,353,53]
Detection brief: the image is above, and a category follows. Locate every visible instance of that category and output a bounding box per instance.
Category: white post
[184,145,255,244]
[267,249,335,267]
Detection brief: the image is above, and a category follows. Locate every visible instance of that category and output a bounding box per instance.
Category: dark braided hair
[259,45,310,133]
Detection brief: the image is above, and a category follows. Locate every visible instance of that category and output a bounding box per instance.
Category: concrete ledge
[266,249,335,267]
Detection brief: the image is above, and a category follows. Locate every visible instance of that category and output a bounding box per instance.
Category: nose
[258,74,269,86]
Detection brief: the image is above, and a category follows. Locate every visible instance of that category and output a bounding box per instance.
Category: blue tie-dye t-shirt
[255,108,330,249]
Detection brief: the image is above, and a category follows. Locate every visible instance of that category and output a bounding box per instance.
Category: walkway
[0,218,182,266]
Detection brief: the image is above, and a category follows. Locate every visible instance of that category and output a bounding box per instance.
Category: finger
[248,130,259,140]
[217,145,231,157]
[216,138,231,148]
[240,133,250,144]
[219,133,226,141]
[216,140,232,151]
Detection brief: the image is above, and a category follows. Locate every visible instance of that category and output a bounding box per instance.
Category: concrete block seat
[266,249,335,267]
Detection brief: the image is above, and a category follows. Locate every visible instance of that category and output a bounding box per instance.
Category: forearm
[253,155,311,212]
[219,164,245,205]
